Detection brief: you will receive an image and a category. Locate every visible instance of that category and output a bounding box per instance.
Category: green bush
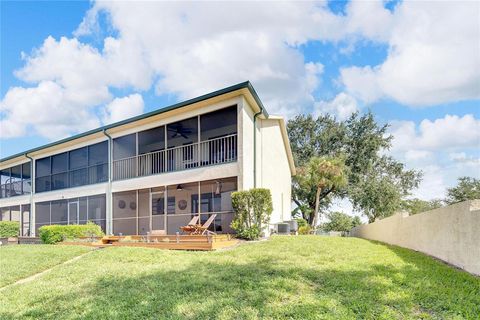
[0,221,20,237]
[298,225,311,235]
[231,188,273,240]
[294,218,308,228]
[39,221,104,244]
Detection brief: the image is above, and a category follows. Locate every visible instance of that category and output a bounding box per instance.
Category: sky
[1,0,479,204]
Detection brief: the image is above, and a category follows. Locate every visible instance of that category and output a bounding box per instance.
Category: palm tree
[295,156,348,227]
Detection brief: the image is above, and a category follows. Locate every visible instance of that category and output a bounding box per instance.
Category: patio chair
[179,215,200,234]
[194,214,217,235]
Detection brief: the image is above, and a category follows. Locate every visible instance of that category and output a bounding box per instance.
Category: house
[0,81,295,237]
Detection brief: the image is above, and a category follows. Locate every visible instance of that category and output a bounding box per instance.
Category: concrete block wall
[350,200,480,276]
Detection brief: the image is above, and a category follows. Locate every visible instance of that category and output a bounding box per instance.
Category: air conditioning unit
[277,223,290,234]
[286,220,298,232]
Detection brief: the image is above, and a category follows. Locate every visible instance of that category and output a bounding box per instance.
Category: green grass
[0,245,92,287]
[0,237,478,319]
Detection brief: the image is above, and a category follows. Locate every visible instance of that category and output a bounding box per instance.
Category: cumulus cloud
[390,114,480,153]
[103,94,144,125]
[0,81,100,139]
[387,114,480,200]
[314,92,358,120]
[341,1,480,106]
[1,0,478,143]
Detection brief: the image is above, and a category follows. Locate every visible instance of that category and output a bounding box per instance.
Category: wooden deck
[61,234,239,251]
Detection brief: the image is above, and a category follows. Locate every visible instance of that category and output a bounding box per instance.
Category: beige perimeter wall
[350,200,480,276]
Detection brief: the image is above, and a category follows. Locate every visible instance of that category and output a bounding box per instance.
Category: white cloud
[103,94,144,125]
[314,92,358,120]
[2,0,479,143]
[390,114,480,153]
[341,1,480,106]
[0,81,100,139]
[388,114,480,200]
[449,152,480,167]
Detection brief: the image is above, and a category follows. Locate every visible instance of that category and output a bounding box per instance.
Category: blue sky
[1,1,479,201]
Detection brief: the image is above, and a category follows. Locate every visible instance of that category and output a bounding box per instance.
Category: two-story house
[0,82,295,236]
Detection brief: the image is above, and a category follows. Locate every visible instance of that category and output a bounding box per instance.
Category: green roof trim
[1,81,268,163]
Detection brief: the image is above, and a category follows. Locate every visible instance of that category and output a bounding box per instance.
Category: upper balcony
[113,133,237,181]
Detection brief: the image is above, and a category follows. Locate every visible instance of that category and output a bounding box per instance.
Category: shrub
[39,221,104,244]
[231,188,273,240]
[294,218,308,228]
[0,221,19,237]
[298,225,311,235]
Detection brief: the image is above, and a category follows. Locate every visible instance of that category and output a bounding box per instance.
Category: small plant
[231,188,273,240]
[39,221,104,244]
[298,225,312,235]
[0,221,20,237]
[294,218,308,228]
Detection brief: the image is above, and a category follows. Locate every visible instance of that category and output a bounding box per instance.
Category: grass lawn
[0,237,478,319]
[0,245,92,287]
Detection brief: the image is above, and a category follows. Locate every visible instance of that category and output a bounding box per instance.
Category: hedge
[0,221,20,237]
[39,222,104,244]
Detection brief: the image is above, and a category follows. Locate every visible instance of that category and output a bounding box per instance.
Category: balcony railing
[113,134,237,181]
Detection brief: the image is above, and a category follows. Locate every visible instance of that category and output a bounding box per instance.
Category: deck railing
[113,134,237,181]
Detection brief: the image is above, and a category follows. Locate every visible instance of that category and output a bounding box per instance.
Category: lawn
[0,245,92,287]
[0,237,478,319]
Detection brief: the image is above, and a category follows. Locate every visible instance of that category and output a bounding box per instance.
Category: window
[69,147,88,170]
[113,191,137,235]
[10,165,22,196]
[0,169,9,198]
[113,134,136,160]
[36,157,51,177]
[34,195,106,233]
[36,157,51,192]
[167,117,198,148]
[138,126,165,154]
[88,194,106,231]
[10,205,20,222]
[51,153,69,190]
[51,200,68,224]
[200,106,237,141]
[35,202,50,233]
[0,207,9,221]
[22,163,31,194]
[35,141,109,193]
[89,141,108,165]
[51,152,68,174]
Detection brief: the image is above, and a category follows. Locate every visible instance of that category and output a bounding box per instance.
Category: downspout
[253,110,263,188]
[25,153,34,236]
[102,129,113,235]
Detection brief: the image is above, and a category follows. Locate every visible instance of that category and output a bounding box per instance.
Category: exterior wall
[238,96,257,191]
[350,200,480,276]
[240,98,293,234]
[1,87,295,237]
[112,162,238,193]
[259,118,292,225]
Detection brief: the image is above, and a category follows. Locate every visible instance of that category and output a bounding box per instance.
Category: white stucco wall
[239,98,293,231]
[258,118,292,225]
[350,200,480,276]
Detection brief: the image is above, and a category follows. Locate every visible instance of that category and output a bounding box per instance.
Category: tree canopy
[445,177,480,204]
[288,112,422,224]
[322,211,360,232]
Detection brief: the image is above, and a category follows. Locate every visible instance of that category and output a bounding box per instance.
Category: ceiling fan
[168,123,193,139]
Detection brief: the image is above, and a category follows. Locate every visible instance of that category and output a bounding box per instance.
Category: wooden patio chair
[179,215,200,234]
[193,214,217,235]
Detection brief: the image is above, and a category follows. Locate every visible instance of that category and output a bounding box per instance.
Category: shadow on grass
[4,247,479,320]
